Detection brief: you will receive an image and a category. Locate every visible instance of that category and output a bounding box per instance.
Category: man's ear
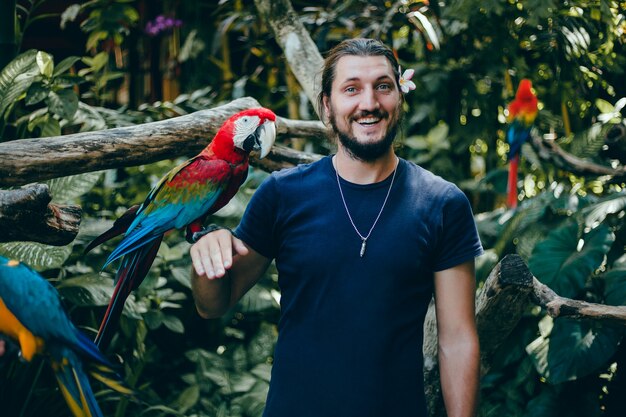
[322,95,330,123]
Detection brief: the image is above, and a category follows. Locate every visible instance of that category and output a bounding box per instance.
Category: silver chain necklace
[334,156,398,258]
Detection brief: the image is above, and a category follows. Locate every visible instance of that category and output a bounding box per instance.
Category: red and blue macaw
[86,108,276,348]
[506,79,538,208]
[0,256,132,417]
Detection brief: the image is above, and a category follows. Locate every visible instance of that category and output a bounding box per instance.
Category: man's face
[323,55,402,161]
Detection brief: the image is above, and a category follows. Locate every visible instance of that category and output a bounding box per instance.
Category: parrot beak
[253,119,276,159]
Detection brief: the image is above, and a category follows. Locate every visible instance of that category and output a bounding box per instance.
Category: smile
[354,117,381,125]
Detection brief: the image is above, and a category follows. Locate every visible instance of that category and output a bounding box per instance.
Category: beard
[329,106,402,162]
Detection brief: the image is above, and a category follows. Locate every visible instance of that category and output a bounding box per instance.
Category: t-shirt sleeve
[432,185,484,271]
[234,175,279,259]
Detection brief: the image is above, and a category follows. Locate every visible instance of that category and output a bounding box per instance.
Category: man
[190,38,483,417]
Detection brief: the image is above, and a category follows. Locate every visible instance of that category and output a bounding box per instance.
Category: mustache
[350,110,388,121]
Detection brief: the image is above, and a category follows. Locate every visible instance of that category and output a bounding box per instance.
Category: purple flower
[145,15,183,36]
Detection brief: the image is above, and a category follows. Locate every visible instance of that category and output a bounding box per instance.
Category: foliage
[1,1,626,417]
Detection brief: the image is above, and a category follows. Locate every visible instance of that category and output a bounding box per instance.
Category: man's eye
[378,84,390,90]
[345,87,357,93]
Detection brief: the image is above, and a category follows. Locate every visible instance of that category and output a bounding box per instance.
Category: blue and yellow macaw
[0,256,132,417]
[506,79,538,208]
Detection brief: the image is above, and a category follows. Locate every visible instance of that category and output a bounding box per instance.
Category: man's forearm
[438,337,480,417]
[191,269,233,319]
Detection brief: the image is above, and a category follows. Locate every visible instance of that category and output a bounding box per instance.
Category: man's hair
[317,38,402,118]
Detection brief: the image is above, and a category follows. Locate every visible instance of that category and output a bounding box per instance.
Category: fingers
[190,229,239,279]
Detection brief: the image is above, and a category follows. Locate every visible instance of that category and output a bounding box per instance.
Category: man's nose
[358,87,379,111]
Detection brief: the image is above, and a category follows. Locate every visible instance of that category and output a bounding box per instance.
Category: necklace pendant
[360,239,367,258]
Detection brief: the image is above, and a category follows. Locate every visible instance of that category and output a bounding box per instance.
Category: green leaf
[162,315,185,333]
[238,284,279,313]
[46,89,79,121]
[39,117,61,138]
[528,222,614,298]
[0,242,72,271]
[528,318,622,384]
[45,171,103,203]
[25,82,49,106]
[53,56,81,77]
[604,255,626,306]
[568,122,614,159]
[582,192,626,229]
[523,386,561,417]
[36,51,54,78]
[175,385,200,413]
[595,98,615,114]
[0,49,39,121]
[57,274,115,306]
[144,310,164,330]
[73,101,107,131]
[169,267,191,289]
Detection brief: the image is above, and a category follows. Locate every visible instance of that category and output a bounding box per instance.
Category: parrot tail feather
[95,237,163,349]
[72,331,134,396]
[507,156,519,208]
[51,351,103,417]
[84,205,141,254]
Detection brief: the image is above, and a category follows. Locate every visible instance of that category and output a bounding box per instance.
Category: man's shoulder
[401,159,460,199]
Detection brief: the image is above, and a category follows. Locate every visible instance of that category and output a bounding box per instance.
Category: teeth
[356,117,380,124]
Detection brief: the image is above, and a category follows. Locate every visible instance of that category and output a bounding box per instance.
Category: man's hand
[190,229,249,279]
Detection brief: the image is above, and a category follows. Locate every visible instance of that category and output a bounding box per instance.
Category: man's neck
[334,148,398,185]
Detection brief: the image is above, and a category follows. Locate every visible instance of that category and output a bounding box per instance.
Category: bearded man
[190,38,483,417]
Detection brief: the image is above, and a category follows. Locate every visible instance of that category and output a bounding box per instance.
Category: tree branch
[532,277,626,324]
[0,97,326,188]
[530,131,626,180]
[253,0,324,116]
[0,184,81,245]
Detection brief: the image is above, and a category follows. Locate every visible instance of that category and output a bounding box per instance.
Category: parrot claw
[188,224,234,244]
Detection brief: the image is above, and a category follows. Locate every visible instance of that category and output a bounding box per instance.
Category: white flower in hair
[399,66,416,94]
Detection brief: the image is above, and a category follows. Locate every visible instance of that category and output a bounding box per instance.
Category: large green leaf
[527,318,622,384]
[582,192,626,229]
[603,254,626,306]
[0,241,72,271]
[56,273,115,306]
[46,89,79,121]
[528,222,614,298]
[45,171,103,203]
[53,56,81,77]
[567,122,611,159]
[0,49,39,122]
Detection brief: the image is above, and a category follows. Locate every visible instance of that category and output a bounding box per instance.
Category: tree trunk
[253,0,324,117]
[0,184,81,246]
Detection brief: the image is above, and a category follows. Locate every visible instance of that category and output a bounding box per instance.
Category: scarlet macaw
[506,79,538,208]
[0,256,132,417]
[86,108,276,348]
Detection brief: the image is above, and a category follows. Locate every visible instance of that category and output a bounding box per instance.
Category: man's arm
[190,229,271,318]
[433,260,480,417]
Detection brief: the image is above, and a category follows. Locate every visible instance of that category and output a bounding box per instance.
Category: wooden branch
[0,97,327,187]
[253,0,324,116]
[251,143,322,172]
[529,131,626,180]
[532,277,626,324]
[0,184,81,246]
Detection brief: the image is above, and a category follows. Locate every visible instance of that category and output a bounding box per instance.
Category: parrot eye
[242,117,249,123]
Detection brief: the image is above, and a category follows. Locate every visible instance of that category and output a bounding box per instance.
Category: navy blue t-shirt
[236,156,483,417]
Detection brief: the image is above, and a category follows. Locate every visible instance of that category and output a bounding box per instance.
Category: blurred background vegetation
[1,0,626,416]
